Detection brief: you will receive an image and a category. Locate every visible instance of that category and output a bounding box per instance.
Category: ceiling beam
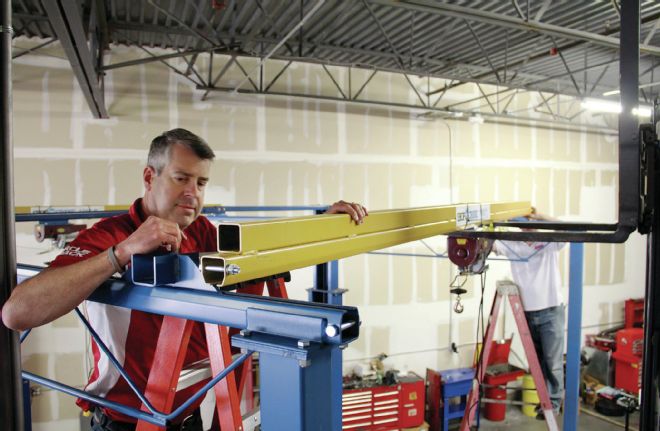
[369,0,660,57]
[41,1,108,118]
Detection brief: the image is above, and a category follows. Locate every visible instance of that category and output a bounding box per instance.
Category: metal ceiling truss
[10,0,660,122]
[373,0,660,55]
[40,0,107,118]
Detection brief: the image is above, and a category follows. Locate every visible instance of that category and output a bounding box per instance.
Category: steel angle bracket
[130,253,215,291]
[232,332,317,362]
[202,201,530,287]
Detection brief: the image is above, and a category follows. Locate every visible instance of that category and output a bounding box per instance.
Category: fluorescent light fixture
[633,106,652,117]
[581,99,652,117]
[581,99,621,113]
[452,111,465,118]
[602,81,660,97]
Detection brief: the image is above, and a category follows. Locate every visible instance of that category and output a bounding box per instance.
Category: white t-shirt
[494,240,566,311]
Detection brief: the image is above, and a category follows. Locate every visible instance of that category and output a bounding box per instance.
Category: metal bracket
[0,25,13,34]
[639,122,657,234]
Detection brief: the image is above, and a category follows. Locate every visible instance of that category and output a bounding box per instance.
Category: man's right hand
[114,216,186,266]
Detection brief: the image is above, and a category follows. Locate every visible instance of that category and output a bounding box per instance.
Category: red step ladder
[459,280,559,431]
[135,278,288,431]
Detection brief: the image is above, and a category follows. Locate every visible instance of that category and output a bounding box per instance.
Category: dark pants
[90,408,204,431]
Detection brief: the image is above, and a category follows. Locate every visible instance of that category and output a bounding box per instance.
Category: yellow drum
[522,374,539,417]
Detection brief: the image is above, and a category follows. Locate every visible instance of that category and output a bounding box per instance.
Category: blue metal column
[311,258,343,430]
[328,259,342,431]
[564,243,584,431]
[307,202,343,430]
[233,332,340,430]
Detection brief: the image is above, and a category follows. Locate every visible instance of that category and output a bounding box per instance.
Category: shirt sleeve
[493,240,517,258]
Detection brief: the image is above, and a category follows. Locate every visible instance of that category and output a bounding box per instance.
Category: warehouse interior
[2,1,660,430]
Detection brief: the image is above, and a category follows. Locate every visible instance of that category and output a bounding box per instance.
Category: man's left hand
[326,200,368,224]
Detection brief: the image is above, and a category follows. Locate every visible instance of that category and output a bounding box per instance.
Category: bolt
[298,340,310,348]
[298,359,311,368]
[325,324,339,338]
[226,264,241,275]
[240,329,251,337]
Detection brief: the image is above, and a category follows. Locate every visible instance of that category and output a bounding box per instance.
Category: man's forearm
[2,251,118,331]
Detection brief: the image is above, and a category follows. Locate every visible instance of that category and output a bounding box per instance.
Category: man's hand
[326,200,368,224]
[114,216,187,265]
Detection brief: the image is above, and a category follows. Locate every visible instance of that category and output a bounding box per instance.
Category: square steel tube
[217,201,531,253]
[203,201,530,287]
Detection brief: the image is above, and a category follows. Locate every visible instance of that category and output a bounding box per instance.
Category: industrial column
[0,0,24,429]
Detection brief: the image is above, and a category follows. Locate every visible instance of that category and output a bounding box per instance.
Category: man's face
[144,143,211,228]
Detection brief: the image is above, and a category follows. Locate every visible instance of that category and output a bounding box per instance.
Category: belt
[92,408,202,431]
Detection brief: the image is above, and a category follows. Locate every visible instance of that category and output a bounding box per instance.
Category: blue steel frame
[18,204,351,429]
[15,204,328,222]
[18,265,359,429]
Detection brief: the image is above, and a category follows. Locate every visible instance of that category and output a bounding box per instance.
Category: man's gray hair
[147,128,215,174]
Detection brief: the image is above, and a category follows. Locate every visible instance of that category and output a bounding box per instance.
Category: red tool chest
[342,374,425,430]
[624,298,644,328]
[613,328,644,394]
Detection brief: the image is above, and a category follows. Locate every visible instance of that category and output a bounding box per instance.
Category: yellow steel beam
[203,201,530,287]
[217,201,530,253]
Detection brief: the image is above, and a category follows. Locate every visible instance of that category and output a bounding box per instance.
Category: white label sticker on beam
[456,203,491,228]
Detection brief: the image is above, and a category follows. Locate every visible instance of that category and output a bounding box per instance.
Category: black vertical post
[0,0,23,430]
[313,210,329,303]
[619,0,640,230]
[641,111,660,430]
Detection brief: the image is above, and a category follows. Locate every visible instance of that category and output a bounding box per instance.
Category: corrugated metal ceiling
[11,0,660,106]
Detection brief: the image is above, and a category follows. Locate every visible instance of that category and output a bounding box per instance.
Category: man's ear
[143,166,156,191]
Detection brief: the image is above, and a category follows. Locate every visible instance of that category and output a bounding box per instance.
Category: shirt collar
[128,197,147,228]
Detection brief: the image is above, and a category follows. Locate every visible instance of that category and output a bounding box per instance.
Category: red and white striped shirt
[50,198,217,423]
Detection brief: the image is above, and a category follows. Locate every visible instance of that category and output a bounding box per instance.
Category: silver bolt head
[325,324,339,338]
[226,264,241,275]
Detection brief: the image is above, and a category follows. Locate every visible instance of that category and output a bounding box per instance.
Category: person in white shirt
[492,209,566,417]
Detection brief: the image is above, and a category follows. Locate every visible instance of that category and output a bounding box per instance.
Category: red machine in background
[624,298,644,329]
[584,298,645,395]
[613,328,644,395]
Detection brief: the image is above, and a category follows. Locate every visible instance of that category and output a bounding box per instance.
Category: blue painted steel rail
[88,279,359,345]
[15,205,328,222]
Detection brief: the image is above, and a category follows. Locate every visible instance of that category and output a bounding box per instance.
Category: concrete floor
[474,405,639,430]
